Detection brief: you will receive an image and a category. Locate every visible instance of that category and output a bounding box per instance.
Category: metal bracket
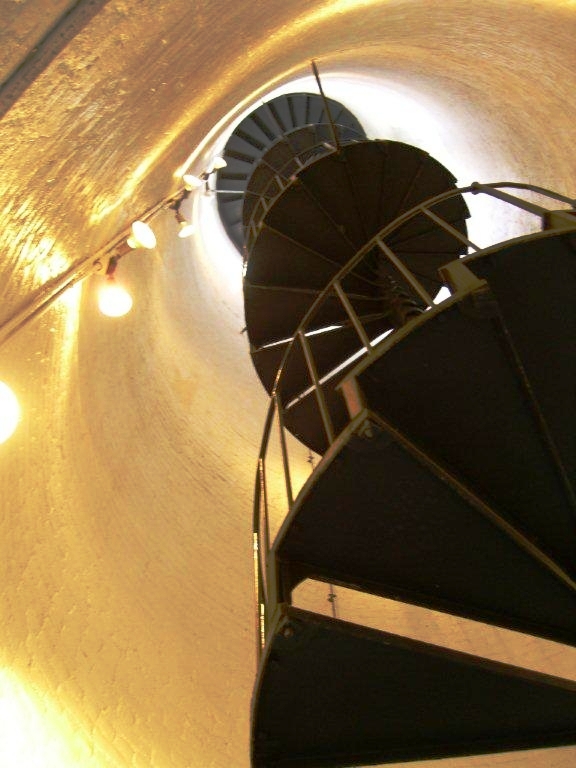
[439,259,487,294]
[542,210,576,232]
[439,260,498,319]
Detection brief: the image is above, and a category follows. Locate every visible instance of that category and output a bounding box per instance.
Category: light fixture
[183,174,205,191]
[182,156,227,191]
[168,190,195,237]
[127,220,156,250]
[175,209,195,238]
[98,279,133,317]
[97,256,133,317]
[0,381,20,444]
[207,155,227,172]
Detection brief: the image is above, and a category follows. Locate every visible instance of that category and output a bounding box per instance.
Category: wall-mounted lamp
[168,189,195,238]
[127,220,157,250]
[97,256,133,317]
[206,155,227,173]
[175,208,195,238]
[182,155,228,194]
[183,174,205,191]
[0,152,232,443]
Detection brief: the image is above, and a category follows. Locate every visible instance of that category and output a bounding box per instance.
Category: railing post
[253,460,267,659]
[252,397,279,660]
[275,394,294,509]
[333,280,374,355]
[258,457,271,556]
[298,330,336,445]
[419,205,481,251]
[253,530,266,658]
[374,236,435,308]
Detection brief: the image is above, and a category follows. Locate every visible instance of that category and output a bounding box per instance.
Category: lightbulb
[182,174,204,191]
[178,221,195,238]
[210,155,227,171]
[127,220,156,250]
[0,381,20,444]
[98,281,133,317]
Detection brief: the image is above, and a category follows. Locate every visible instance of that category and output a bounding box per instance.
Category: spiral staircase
[235,95,576,768]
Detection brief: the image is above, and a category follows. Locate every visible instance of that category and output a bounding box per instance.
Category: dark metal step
[244,141,469,435]
[260,180,358,263]
[465,230,576,497]
[246,225,377,294]
[353,266,576,573]
[386,213,468,253]
[274,412,576,646]
[252,607,576,768]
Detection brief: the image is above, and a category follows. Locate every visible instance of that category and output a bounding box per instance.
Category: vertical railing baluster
[298,330,336,446]
[259,456,271,555]
[419,205,481,251]
[253,397,278,660]
[333,279,374,354]
[374,236,435,308]
[275,393,294,510]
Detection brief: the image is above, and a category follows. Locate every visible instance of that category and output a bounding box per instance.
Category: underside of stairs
[238,105,576,768]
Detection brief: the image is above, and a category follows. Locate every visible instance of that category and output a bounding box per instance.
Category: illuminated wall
[0,1,575,767]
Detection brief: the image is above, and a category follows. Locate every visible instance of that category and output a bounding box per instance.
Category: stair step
[263,182,357,263]
[287,93,308,127]
[275,413,576,646]
[244,140,470,431]
[465,230,576,493]
[246,225,377,294]
[386,154,459,217]
[354,278,576,572]
[377,143,434,224]
[387,213,468,253]
[298,151,382,246]
[253,607,576,768]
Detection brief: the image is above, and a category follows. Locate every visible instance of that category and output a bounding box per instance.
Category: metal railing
[251,181,576,658]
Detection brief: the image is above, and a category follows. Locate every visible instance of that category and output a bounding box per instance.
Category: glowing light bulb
[98,281,133,317]
[209,155,227,171]
[126,220,156,250]
[182,174,204,191]
[0,381,20,443]
[178,221,195,238]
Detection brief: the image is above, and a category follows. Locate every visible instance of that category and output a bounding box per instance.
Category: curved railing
[251,181,576,658]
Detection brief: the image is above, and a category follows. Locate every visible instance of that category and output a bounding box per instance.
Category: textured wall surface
[0,1,575,766]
